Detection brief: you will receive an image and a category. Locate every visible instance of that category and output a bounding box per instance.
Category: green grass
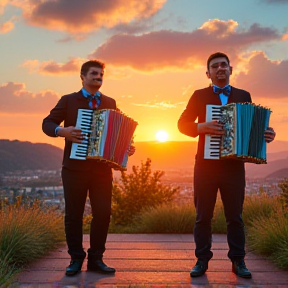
[243,194,280,226]
[0,200,65,287]
[247,206,288,268]
[134,203,196,233]
[108,199,227,234]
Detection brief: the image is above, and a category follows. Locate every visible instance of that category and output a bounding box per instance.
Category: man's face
[81,67,104,90]
[206,57,232,86]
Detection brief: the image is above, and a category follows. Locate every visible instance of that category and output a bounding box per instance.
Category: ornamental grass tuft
[0,199,64,287]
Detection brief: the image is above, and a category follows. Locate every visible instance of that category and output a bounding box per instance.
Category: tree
[279,178,288,208]
[112,158,180,225]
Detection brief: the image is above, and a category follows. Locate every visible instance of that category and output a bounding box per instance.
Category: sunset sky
[1,0,288,149]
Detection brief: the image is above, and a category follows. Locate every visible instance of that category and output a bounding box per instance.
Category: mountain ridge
[0,139,62,173]
[0,139,287,179]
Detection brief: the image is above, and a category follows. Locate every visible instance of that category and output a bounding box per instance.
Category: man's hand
[57,126,85,143]
[264,127,276,143]
[197,120,225,135]
[127,145,136,156]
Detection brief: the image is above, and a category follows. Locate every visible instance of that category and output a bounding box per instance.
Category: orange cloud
[0,0,9,15]
[21,58,83,75]
[21,20,283,78]
[89,20,282,71]
[11,0,166,34]
[199,19,238,37]
[234,52,288,99]
[282,32,288,40]
[0,82,59,113]
[0,19,14,33]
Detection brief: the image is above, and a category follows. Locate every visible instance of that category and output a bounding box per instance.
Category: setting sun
[156,130,169,142]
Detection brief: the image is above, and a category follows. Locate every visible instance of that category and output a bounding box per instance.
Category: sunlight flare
[155,130,169,142]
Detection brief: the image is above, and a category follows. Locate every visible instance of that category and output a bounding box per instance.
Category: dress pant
[193,159,246,262]
[62,166,113,260]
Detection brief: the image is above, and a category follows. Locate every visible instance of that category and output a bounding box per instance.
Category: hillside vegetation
[0,140,62,173]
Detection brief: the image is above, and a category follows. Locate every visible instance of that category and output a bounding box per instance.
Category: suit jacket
[178,86,252,162]
[42,90,117,171]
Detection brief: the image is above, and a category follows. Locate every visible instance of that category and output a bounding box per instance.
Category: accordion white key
[204,105,222,159]
[70,109,138,171]
[204,103,272,164]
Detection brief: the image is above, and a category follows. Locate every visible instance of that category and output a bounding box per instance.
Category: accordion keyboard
[70,109,93,160]
[204,105,222,159]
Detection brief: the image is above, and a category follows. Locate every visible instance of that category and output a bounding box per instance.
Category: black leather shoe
[87,259,116,274]
[232,260,252,279]
[65,259,83,276]
[190,260,208,277]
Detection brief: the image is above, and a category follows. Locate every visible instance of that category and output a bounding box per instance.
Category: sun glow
[155,130,169,142]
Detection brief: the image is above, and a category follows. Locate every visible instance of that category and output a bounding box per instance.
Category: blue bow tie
[213,85,231,96]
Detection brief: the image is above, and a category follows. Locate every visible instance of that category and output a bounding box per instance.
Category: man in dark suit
[178,52,276,279]
[42,60,135,276]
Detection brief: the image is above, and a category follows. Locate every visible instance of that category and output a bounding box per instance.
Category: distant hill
[245,157,288,179]
[0,139,62,173]
[266,140,288,154]
[0,139,287,179]
[267,151,288,162]
[265,168,288,180]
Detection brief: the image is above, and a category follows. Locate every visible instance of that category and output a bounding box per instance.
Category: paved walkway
[10,234,288,287]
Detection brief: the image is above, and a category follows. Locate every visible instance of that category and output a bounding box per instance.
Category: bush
[135,203,196,233]
[112,159,180,225]
[279,178,288,209]
[243,194,280,227]
[0,198,64,286]
[212,200,227,233]
[247,207,288,268]
[272,238,288,269]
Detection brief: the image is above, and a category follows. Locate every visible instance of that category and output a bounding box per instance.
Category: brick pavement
[9,234,288,287]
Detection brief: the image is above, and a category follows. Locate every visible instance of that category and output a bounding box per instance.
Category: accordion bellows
[70,109,138,171]
[219,103,272,164]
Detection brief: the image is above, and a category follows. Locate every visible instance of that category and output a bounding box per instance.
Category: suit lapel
[76,90,87,102]
[227,86,234,104]
[98,94,110,109]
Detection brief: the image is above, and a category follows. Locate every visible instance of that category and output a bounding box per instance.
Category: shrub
[135,203,195,233]
[83,214,92,234]
[0,199,64,286]
[112,159,180,225]
[243,194,280,227]
[279,178,288,209]
[212,200,227,233]
[272,238,288,269]
[247,207,288,269]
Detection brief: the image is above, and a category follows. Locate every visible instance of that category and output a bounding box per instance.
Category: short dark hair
[80,60,105,76]
[207,52,230,70]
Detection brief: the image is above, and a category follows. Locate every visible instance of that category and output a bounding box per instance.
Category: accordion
[204,103,272,164]
[70,109,138,171]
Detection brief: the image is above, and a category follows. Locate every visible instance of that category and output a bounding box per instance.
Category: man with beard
[178,52,275,279]
[42,60,135,276]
